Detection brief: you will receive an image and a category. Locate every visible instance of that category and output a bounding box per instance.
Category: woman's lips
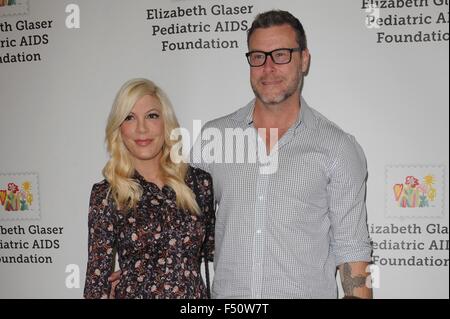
[135,139,153,146]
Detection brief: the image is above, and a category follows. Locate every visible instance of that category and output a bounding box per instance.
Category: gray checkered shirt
[191,98,372,299]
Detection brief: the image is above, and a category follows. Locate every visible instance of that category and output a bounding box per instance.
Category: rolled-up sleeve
[327,134,373,266]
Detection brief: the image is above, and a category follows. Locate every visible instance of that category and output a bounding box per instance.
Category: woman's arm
[83,182,117,299]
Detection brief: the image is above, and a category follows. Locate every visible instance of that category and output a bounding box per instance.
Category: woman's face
[120,94,165,167]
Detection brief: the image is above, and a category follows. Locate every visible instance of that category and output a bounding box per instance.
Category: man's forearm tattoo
[342,263,366,296]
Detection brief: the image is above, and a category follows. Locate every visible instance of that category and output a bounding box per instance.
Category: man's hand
[339,262,373,299]
[108,270,122,299]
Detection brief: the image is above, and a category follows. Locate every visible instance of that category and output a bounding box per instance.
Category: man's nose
[263,54,276,71]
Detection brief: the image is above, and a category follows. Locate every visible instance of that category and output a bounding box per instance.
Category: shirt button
[256,229,262,234]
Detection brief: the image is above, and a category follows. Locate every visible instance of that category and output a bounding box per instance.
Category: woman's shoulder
[89,179,111,204]
[91,179,110,193]
[187,166,212,184]
[186,166,213,203]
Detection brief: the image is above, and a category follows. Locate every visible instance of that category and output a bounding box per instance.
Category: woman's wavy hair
[103,78,200,214]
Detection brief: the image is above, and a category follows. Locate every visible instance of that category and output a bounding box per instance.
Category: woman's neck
[133,154,165,188]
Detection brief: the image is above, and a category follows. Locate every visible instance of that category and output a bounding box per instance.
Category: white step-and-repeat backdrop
[0,0,448,298]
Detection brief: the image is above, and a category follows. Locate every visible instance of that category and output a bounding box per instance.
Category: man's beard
[252,76,302,106]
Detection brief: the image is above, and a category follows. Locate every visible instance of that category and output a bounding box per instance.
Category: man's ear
[301,49,311,75]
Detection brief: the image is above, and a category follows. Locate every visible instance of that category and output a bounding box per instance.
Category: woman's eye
[147,113,160,119]
[124,115,134,121]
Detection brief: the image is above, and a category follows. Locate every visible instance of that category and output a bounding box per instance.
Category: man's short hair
[247,10,307,51]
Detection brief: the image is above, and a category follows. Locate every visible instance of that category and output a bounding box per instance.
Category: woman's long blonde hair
[102,78,200,214]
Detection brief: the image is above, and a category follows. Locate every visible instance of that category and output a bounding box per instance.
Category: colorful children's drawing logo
[386,166,444,218]
[0,181,34,212]
[0,0,17,7]
[393,175,437,208]
[0,0,28,17]
[0,173,39,220]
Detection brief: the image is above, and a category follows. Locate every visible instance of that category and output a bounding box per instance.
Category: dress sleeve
[195,169,215,262]
[83,182,117,299]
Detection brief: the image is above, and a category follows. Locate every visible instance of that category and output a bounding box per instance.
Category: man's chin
[256,92,288,106]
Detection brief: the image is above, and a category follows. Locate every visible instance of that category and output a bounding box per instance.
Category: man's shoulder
[304,103,367,171]
[307,104,355,142]
[203,103,252,130]
[304,102,365,160]
[308,106,344,134]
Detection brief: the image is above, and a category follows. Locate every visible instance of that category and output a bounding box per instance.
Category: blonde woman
[84,79,215,299]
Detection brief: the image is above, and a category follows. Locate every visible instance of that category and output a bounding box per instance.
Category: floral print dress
[84,167,215,299]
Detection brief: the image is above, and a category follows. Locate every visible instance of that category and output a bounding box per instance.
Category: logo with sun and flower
[393,175,437,208]
[0,173,40,220]
[0,181,33,211]
[0,0,28,17]
[386,166,445,218]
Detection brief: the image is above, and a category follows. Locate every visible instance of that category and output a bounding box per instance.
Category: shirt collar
[231,96,317,130]
[133,171,176,200]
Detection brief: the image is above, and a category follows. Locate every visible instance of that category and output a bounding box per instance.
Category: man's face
[249,24,309,106]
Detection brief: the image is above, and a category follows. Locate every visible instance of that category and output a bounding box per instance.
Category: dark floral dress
[83,167,215,299]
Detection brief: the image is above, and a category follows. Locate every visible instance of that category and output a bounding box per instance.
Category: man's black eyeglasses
[246,48,302,67]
